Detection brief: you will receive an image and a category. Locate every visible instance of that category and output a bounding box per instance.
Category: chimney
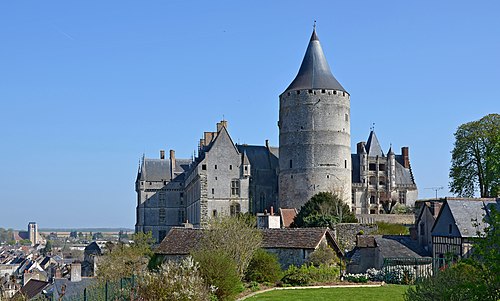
[170,150,176,179]
[160,150,165,160]
[401,147,410,168]
[70,263,81,282]
[270,206,274,216]
[357,142,366,154]
[217,120,228,132]
[265,139,269,149]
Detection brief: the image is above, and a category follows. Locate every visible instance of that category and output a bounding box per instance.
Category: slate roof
[351,154,361,183]
[236,145,279,171]
[394,157,415,185]
[155,228,204,255]
[365,131,384,157]
[374,235,430,258]
[52,278,96,299]
[285,29,346,93]
[445,199,498,237]
[138,158,192,182]
[84,242,102,255]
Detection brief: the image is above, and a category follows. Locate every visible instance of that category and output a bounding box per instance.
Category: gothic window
[369,163,376,171]
[158,191,166,207]
[369,176,377,185]
[230,203,241,216]
[345,159,347,169]
[229,165,232,170]
[215,165,217,170]
[159,208,166,224]
[212,210,218,217]
[370,195,376,204]
[345,113,349,122]
[260,193,266,211]
[212,188,215,195]
[379,164,386,171]
[231,180,240,196]
[379,177,386,186]
[399,191,406,204]
[202,164,207,170]
[178,210,185,223]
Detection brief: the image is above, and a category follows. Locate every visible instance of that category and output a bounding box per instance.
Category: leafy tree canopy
[97,232,154,282]
[450,113,500,197]
[195,215,262,279]
[292,192,357,228]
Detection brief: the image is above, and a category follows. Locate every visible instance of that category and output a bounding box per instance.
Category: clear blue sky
[1,1,498,229]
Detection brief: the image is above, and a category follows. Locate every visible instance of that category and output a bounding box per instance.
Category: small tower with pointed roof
[278,27,352,209]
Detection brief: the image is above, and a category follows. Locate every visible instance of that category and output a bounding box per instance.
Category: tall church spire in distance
[284,26,346,93]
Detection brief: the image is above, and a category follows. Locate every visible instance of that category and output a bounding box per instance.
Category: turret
[278,27,351,209]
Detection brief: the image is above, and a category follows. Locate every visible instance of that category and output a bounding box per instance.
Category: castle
[135,29,418,242]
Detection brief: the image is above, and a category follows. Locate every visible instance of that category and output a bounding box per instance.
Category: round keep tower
[278,28,351,209]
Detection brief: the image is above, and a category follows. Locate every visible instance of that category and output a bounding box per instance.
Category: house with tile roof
[155,227,342,269]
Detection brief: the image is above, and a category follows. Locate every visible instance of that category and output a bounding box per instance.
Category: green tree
[450,113,500,198]
[192,250,242,301]
[196,215,262,279]
[245,249,282,283]
[292,192,357,228]
[97,232,154,281]
[470,206,500,299]
[307,243,338,267]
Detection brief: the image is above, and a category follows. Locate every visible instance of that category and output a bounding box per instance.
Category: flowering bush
[135,257,210,301]
[343,273,368,283]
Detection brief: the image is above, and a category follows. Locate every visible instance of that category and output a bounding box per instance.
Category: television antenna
[425,186,444,199]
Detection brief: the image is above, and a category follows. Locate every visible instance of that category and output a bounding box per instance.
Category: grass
[373,222,410,235]
[245,285,409,301]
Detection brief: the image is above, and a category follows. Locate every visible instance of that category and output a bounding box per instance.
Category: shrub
[344,273,368,283]
[245,249,282,283]
[192,249,242,301]
[281,264,340,286]
[307,264,340,283]
[135,257,210,301]
[307,244,339,267]
[281,265,311,286]
[404,262,491,301]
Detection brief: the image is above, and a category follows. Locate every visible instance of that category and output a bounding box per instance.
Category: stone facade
[136,121,276,242]
[351,131,418,214]
[135,29,419,242]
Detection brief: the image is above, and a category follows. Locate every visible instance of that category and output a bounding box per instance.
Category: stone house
[155,227,343,269]
[347,235,430,274]
[431,198,499,263]
[261,228,343,269]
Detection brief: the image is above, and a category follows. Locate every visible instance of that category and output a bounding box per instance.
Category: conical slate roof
[285,29,346,93]
[366,131,384,157]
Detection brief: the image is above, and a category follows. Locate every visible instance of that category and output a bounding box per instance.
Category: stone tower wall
[279,88,351,209]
